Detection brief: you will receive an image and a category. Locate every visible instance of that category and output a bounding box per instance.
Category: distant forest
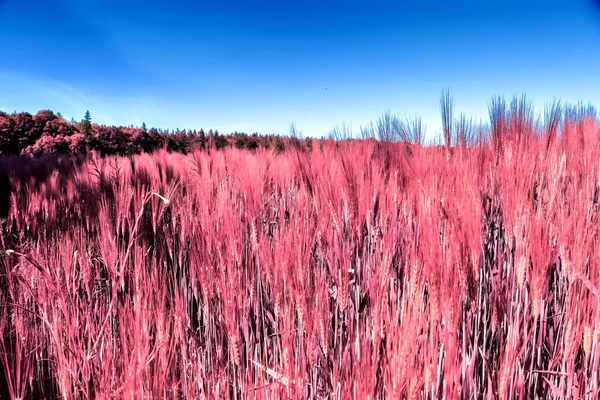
[2,94,598,157]
[0,110,307,156]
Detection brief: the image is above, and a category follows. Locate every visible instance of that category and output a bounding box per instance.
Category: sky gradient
[1,0,600,139]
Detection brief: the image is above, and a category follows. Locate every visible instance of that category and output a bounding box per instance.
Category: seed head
[583,326,592,358]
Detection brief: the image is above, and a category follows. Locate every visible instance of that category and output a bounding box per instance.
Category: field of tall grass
[1,112,600,398]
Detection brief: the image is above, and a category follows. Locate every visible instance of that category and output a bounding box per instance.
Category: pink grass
[1,116,600,399]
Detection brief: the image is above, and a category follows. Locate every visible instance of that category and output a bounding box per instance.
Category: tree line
[3,92,596,158]
[0,110,310,156]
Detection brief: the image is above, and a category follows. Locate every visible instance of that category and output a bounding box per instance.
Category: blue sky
[1,0,599,139]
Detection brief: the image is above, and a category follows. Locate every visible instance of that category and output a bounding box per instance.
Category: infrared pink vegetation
[2,118,600,399]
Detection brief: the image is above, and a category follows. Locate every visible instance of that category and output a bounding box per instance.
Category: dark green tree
[81,110,93,139]
[198,129,206,149]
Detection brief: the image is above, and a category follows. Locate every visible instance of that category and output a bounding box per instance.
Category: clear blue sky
[1,0,600,139]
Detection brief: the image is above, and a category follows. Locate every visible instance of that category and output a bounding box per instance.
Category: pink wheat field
[2,116,600,399]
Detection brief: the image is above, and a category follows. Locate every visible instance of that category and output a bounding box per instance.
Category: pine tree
[81,110,92,139]
[199,129,206,149]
